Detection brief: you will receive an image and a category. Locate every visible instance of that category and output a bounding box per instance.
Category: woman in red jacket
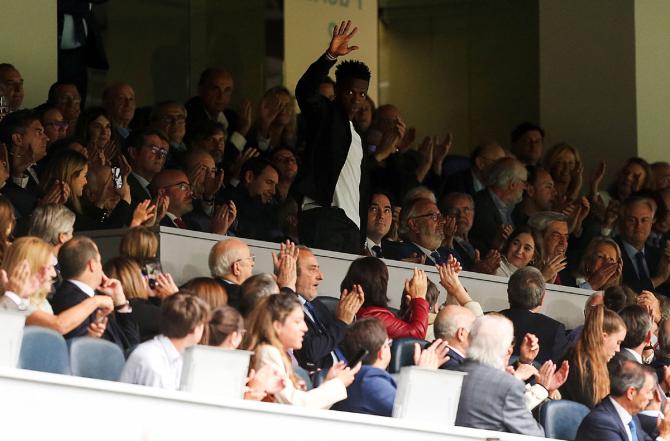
[344,256,429,339]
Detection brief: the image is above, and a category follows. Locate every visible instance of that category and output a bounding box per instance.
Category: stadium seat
[388,337,428,374]
[315,296,339,318]
[69,337,125,381]
[538,399,590,441]
[294,365,313,390]
[19,326,70,375]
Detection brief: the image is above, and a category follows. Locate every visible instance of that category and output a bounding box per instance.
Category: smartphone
[346,348,369,367]
[111,166,123,189]
[141,258,163,289]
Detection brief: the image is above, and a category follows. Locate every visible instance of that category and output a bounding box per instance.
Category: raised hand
[589,161,606,195]
[153,273,179,299]
[258,95,283,133]
[413,338,450,369]
[472,249,501,275]
[432,133,453,176]
[491,224,513,250]
[328,20,359,57]
[336,284,364,324]
[442,215,457,249]
[275,253,297,292]
[535,360,569,393]
[404,268,427,300]
[130,199,157,227]
[238,99,253,136]
[1,259,40,299]
[230,148,260,181]
[211,201,237,236]
[519,333,539,364]
[587,260,618,290]
[416,136,434,183]
[541,253,567,283]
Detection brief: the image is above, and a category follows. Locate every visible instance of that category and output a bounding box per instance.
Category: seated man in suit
[226,158,282,242]
[120,293,209,390]
[364,191,393,258]
[208,238,255,310]
[470,157,527,253]
[500,266,569,364]
[441,140,505,198]
[609,304,653,367]
[293,246,363,371]
[51,236,139,354]
[46,82,80,135]
[510,121,544,167]
[512,166,557,227]
[433,304,476,369]
[385,197,453,265]
[528,211,571,285]
[126,128,169,207]
[616,196,670,294]
[332,317,448,417]
[150,169,194,229]
[102,82,135,139]
[149,101,188,168]
[455,314,545,437]
[440,192,500,274]
[576,360,670,441]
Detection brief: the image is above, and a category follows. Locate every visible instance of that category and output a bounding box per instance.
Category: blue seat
[315,296,339,318]
[19,326,70,375]
[312,368,329,387]
[539,399,590,441]
[69,337,125,381]
[294,365,313,390]
[388,338,428,374]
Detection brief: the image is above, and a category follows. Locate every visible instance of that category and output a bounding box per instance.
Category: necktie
[430,251,443,265]
[304,302,327,333]
[635,251,649,280]
[628,419,639,441]
[371,245,383,258]
[173,217,188,229]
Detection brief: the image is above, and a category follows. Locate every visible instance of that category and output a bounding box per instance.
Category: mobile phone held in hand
[111,166,123,189]
[346,348,369,368]
[141,258,163,289]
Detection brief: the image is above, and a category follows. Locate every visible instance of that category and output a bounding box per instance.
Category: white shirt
[213,111,246,153]
[331,121,363,229]
[67,279,95,298]
[3,291,30,311]
[120,335,183,390]
[609,397,634,441]
[624,347,643,364]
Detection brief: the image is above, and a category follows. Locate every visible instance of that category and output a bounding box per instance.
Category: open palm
[328,20,359,57]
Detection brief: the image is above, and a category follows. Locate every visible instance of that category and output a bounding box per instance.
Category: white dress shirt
[331,121,363,229]
[120,335,183,390]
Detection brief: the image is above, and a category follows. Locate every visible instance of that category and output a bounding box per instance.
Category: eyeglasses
[167,182,191,192]
[445,207,473,216]
[43,121,69,129]
[148,144,169,158]
[411,212,443,222]
[159,115,186,126]
[234,255,255,264]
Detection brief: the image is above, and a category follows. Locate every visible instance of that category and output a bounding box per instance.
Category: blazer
[294,53,370,212]
[470,189,506,253]
[331,365,397,417]
[255,344,347,409]
[293,296,348,371]
[383,241,453,266]
[500,307,569,364]
[615,237,662,294]
[214,278,241,311]
[455,360,545,437]
[51,280,139,355]
[575,396,652,441]
[440,347,465,370]
[127,173,152,208]
[358,298,429,340]
[1,181,36,219]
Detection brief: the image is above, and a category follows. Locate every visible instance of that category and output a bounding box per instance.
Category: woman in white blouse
[496,226,537,278]
[242,293,359,409]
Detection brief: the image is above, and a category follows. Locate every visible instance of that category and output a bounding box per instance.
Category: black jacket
[500,307,569,364]
[293,296,348,371]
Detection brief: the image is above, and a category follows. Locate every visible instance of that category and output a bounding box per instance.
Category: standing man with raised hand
[295,20,371,254]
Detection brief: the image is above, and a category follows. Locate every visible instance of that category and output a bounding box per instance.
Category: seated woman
[73,106,120,164]
[544,143,582,207]
[119,226,159,263]
[241,293,358,409]
[181,277,228,311]
[104,256,177,342]
[572,237,623,291]
[560,304,626,408]
[0,195,14,262]
[0,236,113,336]
[496,226,537,278]
[351,257,429,340]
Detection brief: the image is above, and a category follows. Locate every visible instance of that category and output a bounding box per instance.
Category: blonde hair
[576,237,623,290]
[120,227,158,262]
[2,236,54,307]
[543,143,581,173]
[39,151,88,214]
[103,256,148,300]
[0,195,14,261]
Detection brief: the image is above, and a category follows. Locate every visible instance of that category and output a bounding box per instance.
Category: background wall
[378,0,539,155]
[0,0,58,108]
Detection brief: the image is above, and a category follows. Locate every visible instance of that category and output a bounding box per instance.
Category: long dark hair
[340,257,389,308]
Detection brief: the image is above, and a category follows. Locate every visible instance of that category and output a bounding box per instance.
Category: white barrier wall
[0,367,547,441]
[87,227,592,329]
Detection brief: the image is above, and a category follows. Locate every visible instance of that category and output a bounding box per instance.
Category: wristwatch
[114,300,131,312]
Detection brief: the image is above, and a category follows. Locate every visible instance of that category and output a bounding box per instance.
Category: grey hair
[527,211,569,235]
[399,197,433,238]
[507,266,545,310]
[239,273,280,317]
[609,360,649,397]
[467,314,514,370]
[620,195,657,219]
[433,307,475,340]
[441,192,474,209]
[486,158,527,189]
[401,185,436,207]
[26,204,76,246]
[208,239,244,278]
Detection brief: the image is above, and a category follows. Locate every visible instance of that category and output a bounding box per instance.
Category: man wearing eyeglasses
[127,128,169,208]
[149,101,188,169]
[47,82,81,135]
[150,169,194,229]
[39,107,69,147]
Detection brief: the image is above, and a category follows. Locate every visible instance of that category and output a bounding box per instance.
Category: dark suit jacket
[293,296,348,371]
[440,347,465,370]
[1,181,36,219]
[615,237,662,294]
[214,278,241,311]
[576,396,652,441]
[383,240,453,266]
[331,365,396,417]
[470,189,505,253]
[128,173,152,208]
[294,53,370,213]
[441,168,476,198]
[184,97,242,167]
[51,280,139,356]
[500,307,569,364]
[225,186,281,242]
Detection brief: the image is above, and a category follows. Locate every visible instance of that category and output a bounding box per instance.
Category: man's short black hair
[369,188,395,207]
[619,304,652,349]
[511,122,545,143]
[335,60,371,84]
[126,127,169,151]
[0,109,39,146]
[47,81,78,104]
[240,157,279,181]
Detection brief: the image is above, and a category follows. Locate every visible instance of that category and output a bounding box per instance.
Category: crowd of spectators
[4,18,670,439]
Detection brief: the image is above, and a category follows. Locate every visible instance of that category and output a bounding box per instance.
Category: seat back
[312,368,329,387]
[19,326,70,375]
[294,365,313,390]
[69,337,125,381]
[388,338,428,374]
[539,399,590,441]
[315,296,339,318]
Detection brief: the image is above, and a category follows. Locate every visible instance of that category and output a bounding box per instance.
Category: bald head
[198,68,234,115]
[151,169,193,217]
[208,238,254,284]
[433,305,476,353]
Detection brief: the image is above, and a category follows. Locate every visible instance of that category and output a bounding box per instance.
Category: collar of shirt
[366,237,381,250]
[608,396,633,439]
[295,295,317,323]
[623,347,643,364]
[67,279,96,297]
[621,240,649,277]
[413,242,436,260]
[131,171,151,190]
[3,290,25,308]
[448,345,466,359]
[11,174,30,189]
[171,141,187,153]
[472,171,484,193]
[165,212,178,223]
[157,335,183,363]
